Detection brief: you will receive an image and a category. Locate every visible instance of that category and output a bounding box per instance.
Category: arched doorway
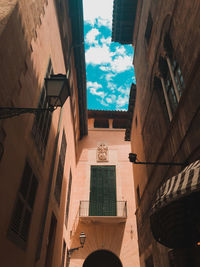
[83,250,122,267]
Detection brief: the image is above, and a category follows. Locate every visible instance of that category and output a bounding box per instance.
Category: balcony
[79,201,127,224]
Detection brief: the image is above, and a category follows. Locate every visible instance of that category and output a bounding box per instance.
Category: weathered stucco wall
[67,124,140,267]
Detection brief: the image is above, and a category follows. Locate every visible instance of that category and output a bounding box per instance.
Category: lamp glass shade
[79,232,86,246]
[45,74,69,107]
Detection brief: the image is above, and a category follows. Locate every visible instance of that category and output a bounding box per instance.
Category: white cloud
[85,28,100,45]
[116,95,129,109]
[99,66,111,72]
[87,81,102,89]
[100,37,111,45]
[87,81,106,98]
[85,44,114,65]
[114,46,126,55]
[83,0,113,28]
[110,55,133,72]
[106,94,116,104]
[97,98,109,107]
[86,42,133,73]
[107,82,117,91]
[97,18,112,29]
[117,86,130,95]
[105,73,116,82]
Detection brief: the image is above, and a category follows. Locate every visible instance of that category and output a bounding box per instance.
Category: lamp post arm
[129,153,186,166]
[0,106,56,119]
[133,161,185,166]
[68,245,83,254]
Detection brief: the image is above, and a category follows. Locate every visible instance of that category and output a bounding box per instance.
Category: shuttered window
[145,13,153,44]
[145,255,154,267]
[8,161,38,249]
[62,240,66,267]
[65,170,72,228]
[89,166,116,216]
[32,59,53,158]
[54,131,67,205]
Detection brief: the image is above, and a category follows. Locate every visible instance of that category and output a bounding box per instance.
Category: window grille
[164,71,178,115]
[65,170,72,228]
[0,127,6,161]
[145,255,154,267]
[54,130,67,205]
[32,59,53,158]
[89,166,116,216]
[8,161,38,249]
[62,240,66,267]
[145,13,153,44]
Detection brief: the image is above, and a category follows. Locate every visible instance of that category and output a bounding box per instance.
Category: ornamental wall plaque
[97,143,108,162]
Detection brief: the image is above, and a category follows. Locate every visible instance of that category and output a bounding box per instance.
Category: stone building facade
[67,110,140,267]
[0,1,140,267]
[0,0,87,266]
[112,0,200,266]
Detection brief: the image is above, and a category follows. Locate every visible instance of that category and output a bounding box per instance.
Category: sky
[83,0,136,111]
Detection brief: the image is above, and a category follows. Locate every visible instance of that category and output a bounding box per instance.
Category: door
[89,166,116,216]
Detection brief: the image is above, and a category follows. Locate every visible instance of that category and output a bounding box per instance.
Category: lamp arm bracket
[0,106,56,119]
[129,153,186,166]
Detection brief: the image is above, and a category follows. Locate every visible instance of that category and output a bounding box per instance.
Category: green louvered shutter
[89,166,116,216]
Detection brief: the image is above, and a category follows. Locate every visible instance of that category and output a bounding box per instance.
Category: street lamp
[67,232,86,258]
[0,74,70,119]
[129,153,186,166]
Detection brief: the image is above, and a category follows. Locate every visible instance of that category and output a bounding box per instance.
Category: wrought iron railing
[79,201,127,217]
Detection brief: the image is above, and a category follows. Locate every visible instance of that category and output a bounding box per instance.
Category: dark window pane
[54,131,67,205]
[89,166,116,216]
[19,163,32,198]
[145,13,153,44]
[8,161,38,246]
[32,59,53,158]
[10,198,24,234]
[54,160,64,205]
[28,176,38,208]
[65,170,72,228]
[20,209,31,241]
[62,240,66,267]
[94,119,109,128]
[145,255,154,267]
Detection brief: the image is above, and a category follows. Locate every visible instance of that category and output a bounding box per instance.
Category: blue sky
[83,0,136,111]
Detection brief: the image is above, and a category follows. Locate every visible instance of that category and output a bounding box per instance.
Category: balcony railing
[79,201,127,217]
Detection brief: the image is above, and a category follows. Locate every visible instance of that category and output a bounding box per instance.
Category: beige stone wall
[0,0,78,266]
[131,0,200,266]
[67,124,140,267]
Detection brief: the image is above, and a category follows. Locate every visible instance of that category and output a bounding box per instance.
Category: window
[32,59,53,158]
[62,240,66,267]
[154,76,170,122]
[172,59,185,97]
[145,255,154,267]
[136,185,140,204]
[158,53,184,119]
[113,119,128,129]
[8,161,38,249]
[168,249,176,267]
[94,119,109,128]
[164,68,178,115]
[65,170,72,228]
[0,127,6,161]
[45,213,57,267]
[145,13,153,44]
[54,131,67,205]
[89,166,116,216]
[158,34,185,120]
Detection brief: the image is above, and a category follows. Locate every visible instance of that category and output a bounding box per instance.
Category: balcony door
[89,166,116,216]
